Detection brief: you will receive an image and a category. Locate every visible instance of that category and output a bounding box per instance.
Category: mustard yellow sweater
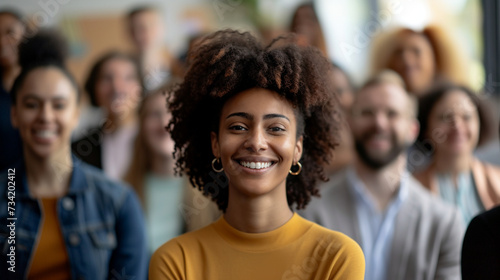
[149,213,365,279]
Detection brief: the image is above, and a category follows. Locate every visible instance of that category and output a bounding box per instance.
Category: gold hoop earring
[289,162,302,175]
[212,158,224,172]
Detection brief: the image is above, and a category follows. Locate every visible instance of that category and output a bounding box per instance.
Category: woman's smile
[11,67,79,159]
[233,156,278,173]
[211,88,303,197]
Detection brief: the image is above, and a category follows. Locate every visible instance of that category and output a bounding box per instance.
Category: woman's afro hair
[167,29,342,211]
[11,29,79,104]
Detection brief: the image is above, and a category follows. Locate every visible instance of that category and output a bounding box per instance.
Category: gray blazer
[300,169,464,280]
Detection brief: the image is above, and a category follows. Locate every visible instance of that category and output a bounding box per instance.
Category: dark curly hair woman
[149,30,365,280]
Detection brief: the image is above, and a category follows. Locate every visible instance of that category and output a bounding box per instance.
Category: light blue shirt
[145,174,185,253]
[347,168,408,280]
[437,172,484,225]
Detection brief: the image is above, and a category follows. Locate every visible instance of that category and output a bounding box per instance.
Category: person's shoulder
[151,222,216,265]
[303,218,365,278]
[77,160,122,187]
[74,159,134,202]
[314,169,350,199]
[299,170,351,222]
[469,205,500,230]
[151,235,185,260]
[158,221,216,250]
[407,175,444,205]
[408,175,442,202]
[412,169,426,182]
[481,160,500,178]
[479,204,500,220]
[406,175,461,224]
[412,165,432,187]
[149,233,192,280]
[300,215,362,252]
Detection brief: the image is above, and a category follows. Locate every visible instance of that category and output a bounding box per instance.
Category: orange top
[28,197,71,279]
[150,213,365,280]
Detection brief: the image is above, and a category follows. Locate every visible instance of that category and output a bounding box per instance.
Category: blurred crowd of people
[0,2,499,279]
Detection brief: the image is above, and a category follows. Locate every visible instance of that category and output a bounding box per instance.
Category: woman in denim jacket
[0,30,148,279]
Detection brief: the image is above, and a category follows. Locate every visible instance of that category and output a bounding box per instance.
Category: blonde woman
[370,25,470,96]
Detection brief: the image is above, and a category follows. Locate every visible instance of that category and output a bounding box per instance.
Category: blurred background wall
[3,0,498,186]
[0,0,492,93]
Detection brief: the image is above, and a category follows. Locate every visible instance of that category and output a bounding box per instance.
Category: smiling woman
[149,30,365,280]
[212,88,303,205]
[414,84,500,225]
[370,25,471,96]
[0,30,148,279]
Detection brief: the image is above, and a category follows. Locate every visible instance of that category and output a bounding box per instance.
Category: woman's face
[11,67,79,159]
[211,88,303,198]
[142,93,173,157]
[388,32,436,95]
[427,90,480,157]
[0,13,25,68]
[95,58,141,120]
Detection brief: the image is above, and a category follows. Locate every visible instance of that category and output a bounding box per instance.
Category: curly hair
[167,30,341,212]
[11,29,79,104]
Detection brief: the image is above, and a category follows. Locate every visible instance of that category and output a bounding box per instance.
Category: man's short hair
[357,70,418,118]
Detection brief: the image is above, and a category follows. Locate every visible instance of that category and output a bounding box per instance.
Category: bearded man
[300,70,463,280]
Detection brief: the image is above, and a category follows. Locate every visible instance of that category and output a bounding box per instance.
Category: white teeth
[240,161,272,170]
[36,130,56,138]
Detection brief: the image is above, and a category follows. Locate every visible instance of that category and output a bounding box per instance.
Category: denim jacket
[0,156,148,280]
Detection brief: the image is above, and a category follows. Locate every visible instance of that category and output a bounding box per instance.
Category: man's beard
[354,129,407,170]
